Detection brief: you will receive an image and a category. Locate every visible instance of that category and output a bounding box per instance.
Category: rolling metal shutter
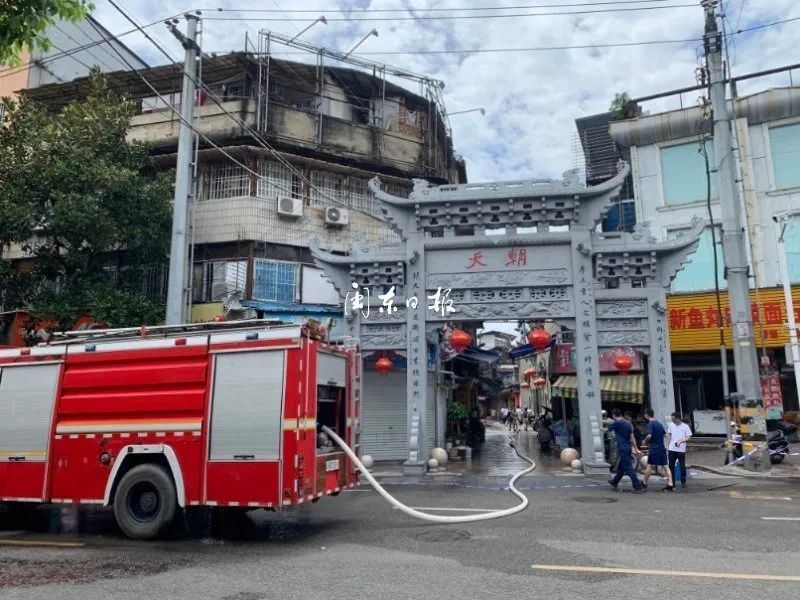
[317,352,346,387]
[0,364,60,460]
[361,371,435,461]
[210,350,285,460]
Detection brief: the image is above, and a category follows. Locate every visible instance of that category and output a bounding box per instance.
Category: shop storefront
[667,287,800,424]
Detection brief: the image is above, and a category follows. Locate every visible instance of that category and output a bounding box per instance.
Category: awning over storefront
[551,374,644,404]
[454,347,502,365]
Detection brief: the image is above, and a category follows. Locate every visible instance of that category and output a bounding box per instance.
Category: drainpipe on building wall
[775,214,800,406]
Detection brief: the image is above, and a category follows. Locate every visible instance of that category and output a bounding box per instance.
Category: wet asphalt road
[2,472,800,600]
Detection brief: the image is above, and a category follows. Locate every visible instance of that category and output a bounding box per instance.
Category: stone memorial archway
[313,162,702,474]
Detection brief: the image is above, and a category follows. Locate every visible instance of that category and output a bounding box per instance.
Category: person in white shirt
[666,412,693,489]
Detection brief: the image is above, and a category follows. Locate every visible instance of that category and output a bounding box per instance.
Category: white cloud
[91,0,799,182]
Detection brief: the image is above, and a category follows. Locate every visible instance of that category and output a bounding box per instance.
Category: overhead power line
[218,13,795,57]
[199,0,690,13]
[201,4,701,22]
[320,38,705,55]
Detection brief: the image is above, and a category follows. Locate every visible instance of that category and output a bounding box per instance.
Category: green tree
[609,92,641,120]
[0,0,92,66]
[0,69,173,331]
[609,92,632,113]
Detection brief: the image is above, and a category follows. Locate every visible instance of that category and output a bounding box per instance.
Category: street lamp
[288,16,327,43]
[445,108,485,117]
[343,29,378,58]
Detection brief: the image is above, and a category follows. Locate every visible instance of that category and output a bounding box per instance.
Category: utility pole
[165,15,199,325]
[775,213,800,404]
[703,2,763,432]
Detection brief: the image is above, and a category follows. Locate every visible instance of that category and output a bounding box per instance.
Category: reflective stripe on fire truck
[282,418,316,431]
[56,419,202,434]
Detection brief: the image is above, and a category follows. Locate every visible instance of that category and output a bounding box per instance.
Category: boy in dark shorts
[641,408,674,491]
[604,408,644,493]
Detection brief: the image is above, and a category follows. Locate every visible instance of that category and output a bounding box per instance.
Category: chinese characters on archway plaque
[344,283,457,318]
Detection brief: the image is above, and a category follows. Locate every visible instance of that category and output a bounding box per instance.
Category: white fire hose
[321,425,535,523]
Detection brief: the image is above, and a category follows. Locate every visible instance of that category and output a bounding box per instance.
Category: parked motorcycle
[769,431,790,464]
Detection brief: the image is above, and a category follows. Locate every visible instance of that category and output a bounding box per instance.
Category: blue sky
[90,0,799,182]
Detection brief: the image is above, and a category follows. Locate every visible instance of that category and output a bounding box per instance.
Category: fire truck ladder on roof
[47,319,297,345]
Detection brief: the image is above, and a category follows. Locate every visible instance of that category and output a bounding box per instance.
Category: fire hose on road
[321,425,535,523]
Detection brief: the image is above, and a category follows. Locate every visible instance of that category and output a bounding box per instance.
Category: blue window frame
[253,259,297,303]
[667,226,726,293]
[769,123,800,190]
[660,142,717,206]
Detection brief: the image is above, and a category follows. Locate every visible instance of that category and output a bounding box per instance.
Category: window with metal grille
[206,164,251,200]
[253,259,297,303]
[347,176,373,213]
[293,97,316,111]
[199,260,248,302]
[256,160,302,200]
[310,170,346,207]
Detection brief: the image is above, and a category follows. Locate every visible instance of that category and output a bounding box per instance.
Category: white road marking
[761,517,800,521]
[532,564,800,582]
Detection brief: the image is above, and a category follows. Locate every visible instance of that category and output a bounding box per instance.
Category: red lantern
[450,329,472,353]
[375,356,393,376]
[613,353,634,375]
[523,368,536,379]
[520,381,530,389]
[527,328,550,351]
[532,376,547,388]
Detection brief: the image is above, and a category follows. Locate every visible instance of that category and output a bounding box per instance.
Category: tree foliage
[0,0,92,66]
[609,92,641,120]
[609,92,632,113]
[0,70,173,331]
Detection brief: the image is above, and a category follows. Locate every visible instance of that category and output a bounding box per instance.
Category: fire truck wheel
[113,464,177,540]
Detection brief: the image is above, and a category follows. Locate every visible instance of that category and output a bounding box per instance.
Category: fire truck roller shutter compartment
[0,363,61,500]
[209,350,285,461]
[317,352,346,387]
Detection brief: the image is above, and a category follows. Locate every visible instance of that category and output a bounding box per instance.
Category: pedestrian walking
[512,406,523,433]
[524,406,534,431]
[641,408,673,491]
[604,408,644,493]
[667,412,693,489]
[500,406,509,428]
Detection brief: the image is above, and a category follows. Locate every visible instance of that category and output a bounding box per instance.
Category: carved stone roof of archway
[368,162,631,236]
[369,161,631,206]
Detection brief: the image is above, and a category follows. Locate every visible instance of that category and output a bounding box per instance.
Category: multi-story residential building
[0,15,147,100]
[590,84,800,423]
[12,48,465,322]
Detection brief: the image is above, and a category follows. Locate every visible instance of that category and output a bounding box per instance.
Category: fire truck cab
[0,321,360,539]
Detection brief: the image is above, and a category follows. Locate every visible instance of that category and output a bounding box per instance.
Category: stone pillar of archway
[647,292,676,422]
[404,230,428,475]
[570,229,608,472]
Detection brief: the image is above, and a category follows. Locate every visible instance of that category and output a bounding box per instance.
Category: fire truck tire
[113,464,177,540]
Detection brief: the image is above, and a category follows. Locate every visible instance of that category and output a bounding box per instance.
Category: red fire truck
[0,321,360,539]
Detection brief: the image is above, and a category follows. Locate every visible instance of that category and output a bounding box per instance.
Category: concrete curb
[690,463,800,481]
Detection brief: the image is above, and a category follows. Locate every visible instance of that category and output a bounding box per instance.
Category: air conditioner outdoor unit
[325,206,350,227]
[277,196,303,218]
